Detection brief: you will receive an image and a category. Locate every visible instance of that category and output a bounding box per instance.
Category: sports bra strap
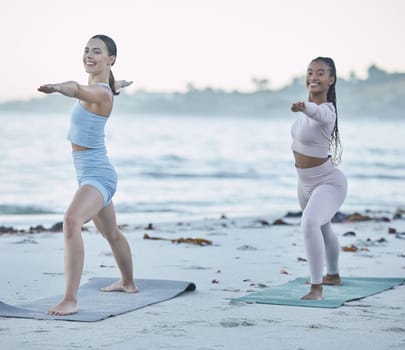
[96,82,112,91]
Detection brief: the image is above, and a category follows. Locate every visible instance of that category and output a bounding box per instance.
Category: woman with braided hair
[290,57,347,300]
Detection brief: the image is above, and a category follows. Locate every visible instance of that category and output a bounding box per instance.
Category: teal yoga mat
[0,278,196,322]
[234,277,405,308]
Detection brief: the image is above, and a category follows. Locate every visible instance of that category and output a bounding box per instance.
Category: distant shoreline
[1,207,404,236]
[1,65,404,119]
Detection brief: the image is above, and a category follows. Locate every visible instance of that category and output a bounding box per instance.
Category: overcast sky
[1,0,404,102]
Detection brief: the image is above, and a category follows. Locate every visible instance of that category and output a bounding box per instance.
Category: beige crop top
[291,102,336,158]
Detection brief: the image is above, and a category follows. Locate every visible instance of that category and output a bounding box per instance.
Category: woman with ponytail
[290,57,347,300]
[38,35,137,315]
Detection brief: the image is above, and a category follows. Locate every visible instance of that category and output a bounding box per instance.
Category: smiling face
[82,38,115,75]
[306,60,335,101]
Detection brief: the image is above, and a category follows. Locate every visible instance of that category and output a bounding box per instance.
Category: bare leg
[93,202,137,293]
[47,185,104,316]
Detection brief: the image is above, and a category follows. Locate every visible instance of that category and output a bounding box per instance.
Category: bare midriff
[71,143,91,151]
[293,151,329,169]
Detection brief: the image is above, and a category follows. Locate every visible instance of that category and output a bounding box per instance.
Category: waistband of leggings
[72,147,107,157]
[295,157,334,177]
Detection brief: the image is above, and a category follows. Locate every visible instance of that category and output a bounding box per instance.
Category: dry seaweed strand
[143,233,212,246]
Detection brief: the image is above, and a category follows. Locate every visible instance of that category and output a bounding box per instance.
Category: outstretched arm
[38,81,79,98]
[291,101,335,124]
[38,81,111,105]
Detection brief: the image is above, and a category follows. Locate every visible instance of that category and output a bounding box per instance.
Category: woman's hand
[115,80,133,90]
[38,84,59,94]
[291,101,306,112]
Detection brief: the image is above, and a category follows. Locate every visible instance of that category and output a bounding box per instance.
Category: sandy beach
[0,211,404,350]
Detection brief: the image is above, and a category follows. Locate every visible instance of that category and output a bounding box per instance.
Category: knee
[301,215,321,238]
[102,227,122,244]
[63,213,83,239]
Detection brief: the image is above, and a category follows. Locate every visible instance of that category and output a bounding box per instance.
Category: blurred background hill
[1,65,404,120]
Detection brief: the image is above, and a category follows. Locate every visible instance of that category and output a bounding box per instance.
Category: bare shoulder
[79,84,113,116]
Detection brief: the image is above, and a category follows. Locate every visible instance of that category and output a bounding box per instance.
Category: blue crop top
[67,84,112,149]
[291,102,336,158]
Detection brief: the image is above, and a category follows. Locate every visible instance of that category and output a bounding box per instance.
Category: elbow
[71,81,80,98]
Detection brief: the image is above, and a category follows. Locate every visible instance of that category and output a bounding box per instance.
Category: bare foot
[323,274,342,286]
[305,274,343,286]
[101,280,138,293]
[46,299,78,316]
[301,284,323,300]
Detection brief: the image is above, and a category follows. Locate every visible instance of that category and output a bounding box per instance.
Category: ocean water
[1,111,404,227]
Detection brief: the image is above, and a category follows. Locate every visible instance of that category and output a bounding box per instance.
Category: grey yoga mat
[0,277,196,322]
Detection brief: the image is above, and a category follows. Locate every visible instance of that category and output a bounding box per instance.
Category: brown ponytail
[91,34,119,96]
[109,70,119,96]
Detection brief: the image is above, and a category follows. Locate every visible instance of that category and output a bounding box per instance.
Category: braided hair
[311,57,342,166]
[91,34,119,96]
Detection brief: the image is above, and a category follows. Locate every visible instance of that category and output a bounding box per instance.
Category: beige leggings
[296,158,347,284]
